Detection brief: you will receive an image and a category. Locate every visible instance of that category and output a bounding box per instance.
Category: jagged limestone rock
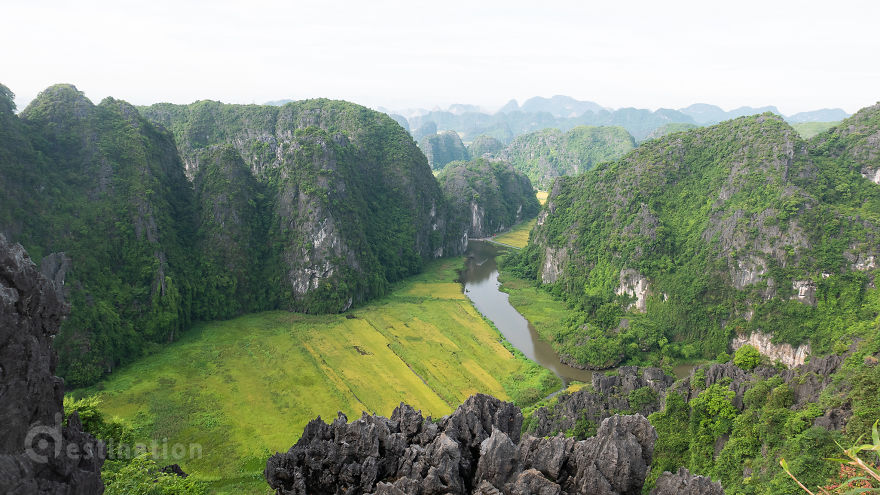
[0,234,104,494]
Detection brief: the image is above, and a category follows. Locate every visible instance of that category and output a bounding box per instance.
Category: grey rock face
[650,467,723,495]
[266,394,658,495]
[0,235,104,494]
[527,367,673,437]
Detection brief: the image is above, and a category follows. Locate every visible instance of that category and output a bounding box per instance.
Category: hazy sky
[3,0,879,115]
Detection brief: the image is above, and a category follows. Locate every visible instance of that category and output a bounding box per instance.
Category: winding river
[462,239,694,387]
[461,240,595,386]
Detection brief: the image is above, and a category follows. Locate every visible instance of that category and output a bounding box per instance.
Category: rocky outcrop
[615,269,651,312]
[731,331,810,368]
[790,280,817,306]
[541,246,568,284]
[468,135,505,159]
[526,367,673,437]
[438,159,540,240]
[419,130,470,170]
[265,394,658,495]
[0,234,104,494]
[650,467,723,495]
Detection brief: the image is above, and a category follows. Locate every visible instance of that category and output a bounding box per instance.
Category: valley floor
[77,257,558,494]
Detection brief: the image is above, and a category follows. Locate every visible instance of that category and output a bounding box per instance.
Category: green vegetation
[500,125,636,188]
[498,271,574,356]
[467,134,505,157]
[73,258,558,494]
[104,454,206,495]
[438,158,540,237]
[734,345,762,370]
[644,122,699,141]
[792,121,839,139]
[647,377,842,494]
[506,110,880,370]
[782,420,880,494]
[493,219,536,249]
[0,84,460,388]
[418,130,469,170]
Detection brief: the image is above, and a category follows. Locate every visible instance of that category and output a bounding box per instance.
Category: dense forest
[496,125,636,188]
[0,84,477,387]
[438,158,541,238]
[506,108,880,374]
[417,129,470,170]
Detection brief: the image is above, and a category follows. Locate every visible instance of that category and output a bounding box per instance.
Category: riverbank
[73,257,558,494]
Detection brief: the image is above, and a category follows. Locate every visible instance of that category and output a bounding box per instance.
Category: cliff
[510,109,880,369]
[0,234,104,494]
[418,130,470,170]
[438,159,540,239]
[0,85,466,386]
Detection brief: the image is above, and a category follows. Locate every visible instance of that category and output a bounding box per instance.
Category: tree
[733,344,762,370]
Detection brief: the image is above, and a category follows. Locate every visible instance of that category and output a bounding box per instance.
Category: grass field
[489,191,547,248]
[492,219,535,248]
[536,190,548,205]
[498,270,572,353]
[76,258,558,494]
[792,121,839,139]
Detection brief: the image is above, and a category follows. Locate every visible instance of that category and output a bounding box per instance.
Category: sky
[3,0,879,115]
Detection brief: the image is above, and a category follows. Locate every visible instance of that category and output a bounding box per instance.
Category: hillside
[644,122,699,141]
[0,84,199,387]
[498,125,636,188]
[467,134,505,157]
[76,258,559,493]
[417,130,470,170]
[506,109,880,370]
[792,121,839,139]
[0,84,467,387]
[437,159,540,238]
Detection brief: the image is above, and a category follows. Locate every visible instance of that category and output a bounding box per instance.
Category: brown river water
[461,240,693,387]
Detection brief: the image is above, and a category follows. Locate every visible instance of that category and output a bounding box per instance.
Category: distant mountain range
[366,96,851,144]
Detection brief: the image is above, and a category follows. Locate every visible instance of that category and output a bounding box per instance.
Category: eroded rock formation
[265,394,657,495]
[0,234,104,494]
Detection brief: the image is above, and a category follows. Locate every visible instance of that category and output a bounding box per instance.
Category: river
[461,240,692,388]
[461,240,595,386]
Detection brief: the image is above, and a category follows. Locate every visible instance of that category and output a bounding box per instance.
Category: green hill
[644,122,699,141]
[438,158,540,238]
[467,134,505,157]
[499,125,636,188]
[0,84,466,387]
[417,130,470,170]
[506,109,880,369]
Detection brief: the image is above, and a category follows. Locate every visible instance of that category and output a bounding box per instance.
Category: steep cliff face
[0,234,104,494]
[265,394,659,495]
[1,85,465,387]
[512,110,880,369]
[438,159,540,239]
[0,84,197,387]
[193,145,273,319]
[141,98,460,313]
[418,130,470,170]
[498,126,635,189]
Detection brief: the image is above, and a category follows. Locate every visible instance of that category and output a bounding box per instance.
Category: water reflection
[462,240,594,386]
